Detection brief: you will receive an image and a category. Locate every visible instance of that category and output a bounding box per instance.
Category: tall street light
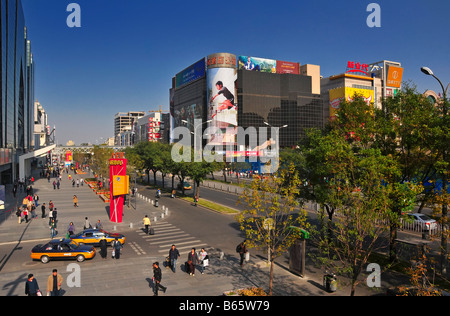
[421,66,449,276]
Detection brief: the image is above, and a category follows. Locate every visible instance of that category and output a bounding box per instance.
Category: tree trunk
[269,258,274,296]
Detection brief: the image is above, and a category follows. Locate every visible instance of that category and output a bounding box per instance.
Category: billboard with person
[207,53,238,148]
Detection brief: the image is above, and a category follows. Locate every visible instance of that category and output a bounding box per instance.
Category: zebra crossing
[135,221,208,257]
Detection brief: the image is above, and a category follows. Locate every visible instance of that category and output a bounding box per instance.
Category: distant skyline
[22,0,450,145]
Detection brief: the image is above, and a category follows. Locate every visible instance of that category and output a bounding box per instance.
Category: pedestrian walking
[95,219,103,230]
[53,180,56,190]
[25,274,41,296]
[152,262,167,296]
[33,194,39,207]
[67,222,75,236]
[76,179,79,187]
[187,248,199,276]
[49,200,54,213]
[56,180,60,189]
[41,203,46,219]
[168,244,180,273]
[194,195,198,206]
[16,206,22,224]
[50,219,57,239]
[199,248,209,274]
[99,237,107,259]
[236,240,248,267]
[73,195,78,207]
[46,269,63,296]
[23,208,29,223]
[143,215,151,234]
[112,238,123,259]
[52,208,58,226]
[83,217,92,230]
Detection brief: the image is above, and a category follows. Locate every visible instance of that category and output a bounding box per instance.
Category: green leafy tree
[236,164,309,296]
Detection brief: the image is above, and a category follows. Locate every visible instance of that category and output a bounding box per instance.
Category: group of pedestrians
[25,269,64,296]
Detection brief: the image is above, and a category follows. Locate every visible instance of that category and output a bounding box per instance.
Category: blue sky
[21,0,450,145]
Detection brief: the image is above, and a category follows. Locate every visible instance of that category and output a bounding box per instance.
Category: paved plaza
[0,170,393,297]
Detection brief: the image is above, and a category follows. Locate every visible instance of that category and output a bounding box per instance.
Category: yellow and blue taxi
[69,229,126,247]
[31,239,96,264]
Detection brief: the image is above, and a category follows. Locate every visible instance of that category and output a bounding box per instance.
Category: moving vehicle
[70,229,126,247]
[178,181,192,190]
[31,239,96,264]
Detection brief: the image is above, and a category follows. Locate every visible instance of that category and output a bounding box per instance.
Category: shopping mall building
[321,60,403,120]
[170,54,404,164]
[170,52,324,156]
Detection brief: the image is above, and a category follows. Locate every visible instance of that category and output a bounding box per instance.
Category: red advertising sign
[346,61,370,76]
[109,152,127,223]
[276,60,300,74]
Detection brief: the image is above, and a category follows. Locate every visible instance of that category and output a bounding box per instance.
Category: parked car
[70,229,126,247]
[407,213,437,231]
[31,239,96,263]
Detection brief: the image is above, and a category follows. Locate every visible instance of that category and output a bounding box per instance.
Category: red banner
[109,152,127,223]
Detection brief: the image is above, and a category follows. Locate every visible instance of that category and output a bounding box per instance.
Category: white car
[407,213,437,231]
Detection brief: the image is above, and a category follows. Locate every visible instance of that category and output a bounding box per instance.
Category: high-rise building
[170,53,323,150]
[0,0,35,184]
[113,111,146,145]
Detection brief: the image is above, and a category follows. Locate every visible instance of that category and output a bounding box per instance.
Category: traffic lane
[197,186,242,210]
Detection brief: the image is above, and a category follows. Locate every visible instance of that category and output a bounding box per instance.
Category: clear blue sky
[21,0,450,145]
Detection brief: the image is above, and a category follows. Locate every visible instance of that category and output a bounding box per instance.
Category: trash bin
[323,273,337,292]
[155,199,159,207]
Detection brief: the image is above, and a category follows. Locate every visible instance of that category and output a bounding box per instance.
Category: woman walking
[67,222,75,236]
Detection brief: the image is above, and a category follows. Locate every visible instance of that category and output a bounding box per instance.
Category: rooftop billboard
[175,58,206,88]
[238,56,300,74]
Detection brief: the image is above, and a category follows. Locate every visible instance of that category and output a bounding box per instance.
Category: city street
[1,170,379,297]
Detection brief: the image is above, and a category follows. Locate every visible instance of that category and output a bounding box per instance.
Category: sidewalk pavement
[0,170,391,296]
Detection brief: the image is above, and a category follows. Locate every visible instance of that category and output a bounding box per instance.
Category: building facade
[113,111,145,145]
[170,53,323,151]
[321,60,403,122]
[0,0,35,184]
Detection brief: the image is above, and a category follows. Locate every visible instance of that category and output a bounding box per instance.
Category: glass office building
[0,0,35,183]
[170,54,323,149]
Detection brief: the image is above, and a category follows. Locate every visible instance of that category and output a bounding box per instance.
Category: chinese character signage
[346,61,370,76]
[109,152,127,223]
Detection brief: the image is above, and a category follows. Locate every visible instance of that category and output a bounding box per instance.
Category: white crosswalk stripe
[142,221,209,256]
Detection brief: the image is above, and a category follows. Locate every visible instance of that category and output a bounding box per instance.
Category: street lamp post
[421,66,449,276]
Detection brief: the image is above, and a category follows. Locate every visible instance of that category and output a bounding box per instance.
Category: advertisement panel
[238,56,277,73]
[175,58,206,88]
[109,152,127,223]
[207,53,238,147]
[276,60,300,74]
[329,87,374,118]
[386,65,403,88]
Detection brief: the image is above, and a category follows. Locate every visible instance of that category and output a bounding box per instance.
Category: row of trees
[74,85,447,296]
[237,85,448,296]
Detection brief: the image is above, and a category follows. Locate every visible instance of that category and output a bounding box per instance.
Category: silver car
[407,213,437,231]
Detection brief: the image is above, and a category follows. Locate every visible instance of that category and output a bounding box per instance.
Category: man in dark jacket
[25,274,40,296]
[168,244,180,273]
[152,262,167,296]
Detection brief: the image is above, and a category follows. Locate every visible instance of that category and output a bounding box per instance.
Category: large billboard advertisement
[207,53,238,148]
[238,56,300,74]
[329,87,375,118]
[238,56,277,73]
[175,58,206,88]
[276,60,300,74]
